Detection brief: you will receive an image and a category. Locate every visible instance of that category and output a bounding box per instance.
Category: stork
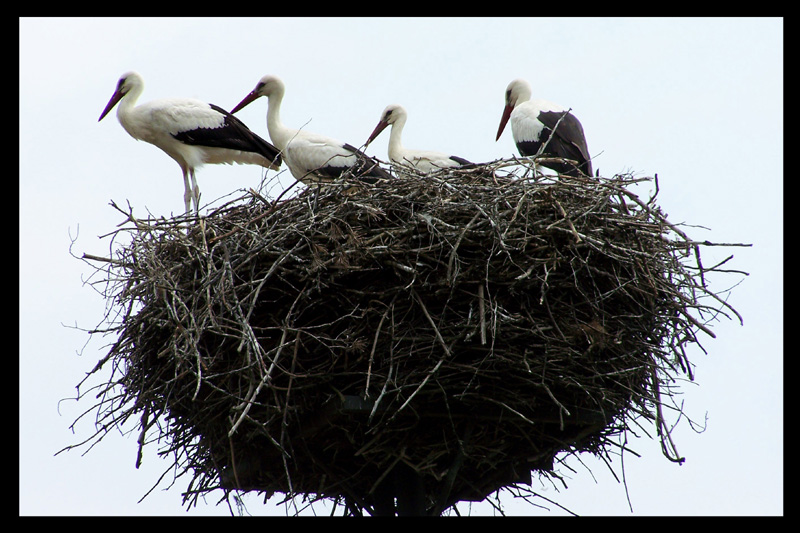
[230,75,392,185]
[98,71,282,216]
[365,104,473,175]
[496,79,593,177]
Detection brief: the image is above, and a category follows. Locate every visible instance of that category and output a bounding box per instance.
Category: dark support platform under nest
[69,159,746,515]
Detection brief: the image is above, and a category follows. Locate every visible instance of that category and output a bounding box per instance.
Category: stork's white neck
[115,81,146,140]
[386,112,407,163]
[264,86,295,152]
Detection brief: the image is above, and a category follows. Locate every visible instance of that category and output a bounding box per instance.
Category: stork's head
[496,78,532,141]
[366,104,407,146]
[99,71,143,122]
[231,75,285,114]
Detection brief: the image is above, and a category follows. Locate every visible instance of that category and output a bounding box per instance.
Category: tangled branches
[66,159,747,515]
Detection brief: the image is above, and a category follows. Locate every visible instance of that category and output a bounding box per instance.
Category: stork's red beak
[365,120,389,147]
[496,104,513,141]
[99,88,124,122]
[231,90,260,114]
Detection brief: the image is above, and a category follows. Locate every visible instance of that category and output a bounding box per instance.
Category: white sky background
[19,17,783,516]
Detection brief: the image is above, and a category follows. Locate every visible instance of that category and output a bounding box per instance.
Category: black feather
[173,103,282,167]
[519,110,592,177]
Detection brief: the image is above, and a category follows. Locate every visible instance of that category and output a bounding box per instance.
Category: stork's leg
[190,169,200,215]
[182,167,193,216]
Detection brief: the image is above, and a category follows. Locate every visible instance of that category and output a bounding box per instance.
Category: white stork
[98,71,282,216]
[230,75,392,185]
[365,104,473,175]
[496,79,593,177]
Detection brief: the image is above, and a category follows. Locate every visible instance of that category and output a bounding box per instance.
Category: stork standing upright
[496,79,593,177]
[98,71,282,216]
[231,75,392,185]
[365,104,473,175]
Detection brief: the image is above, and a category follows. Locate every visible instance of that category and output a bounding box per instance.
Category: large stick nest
[71,159,745,515]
